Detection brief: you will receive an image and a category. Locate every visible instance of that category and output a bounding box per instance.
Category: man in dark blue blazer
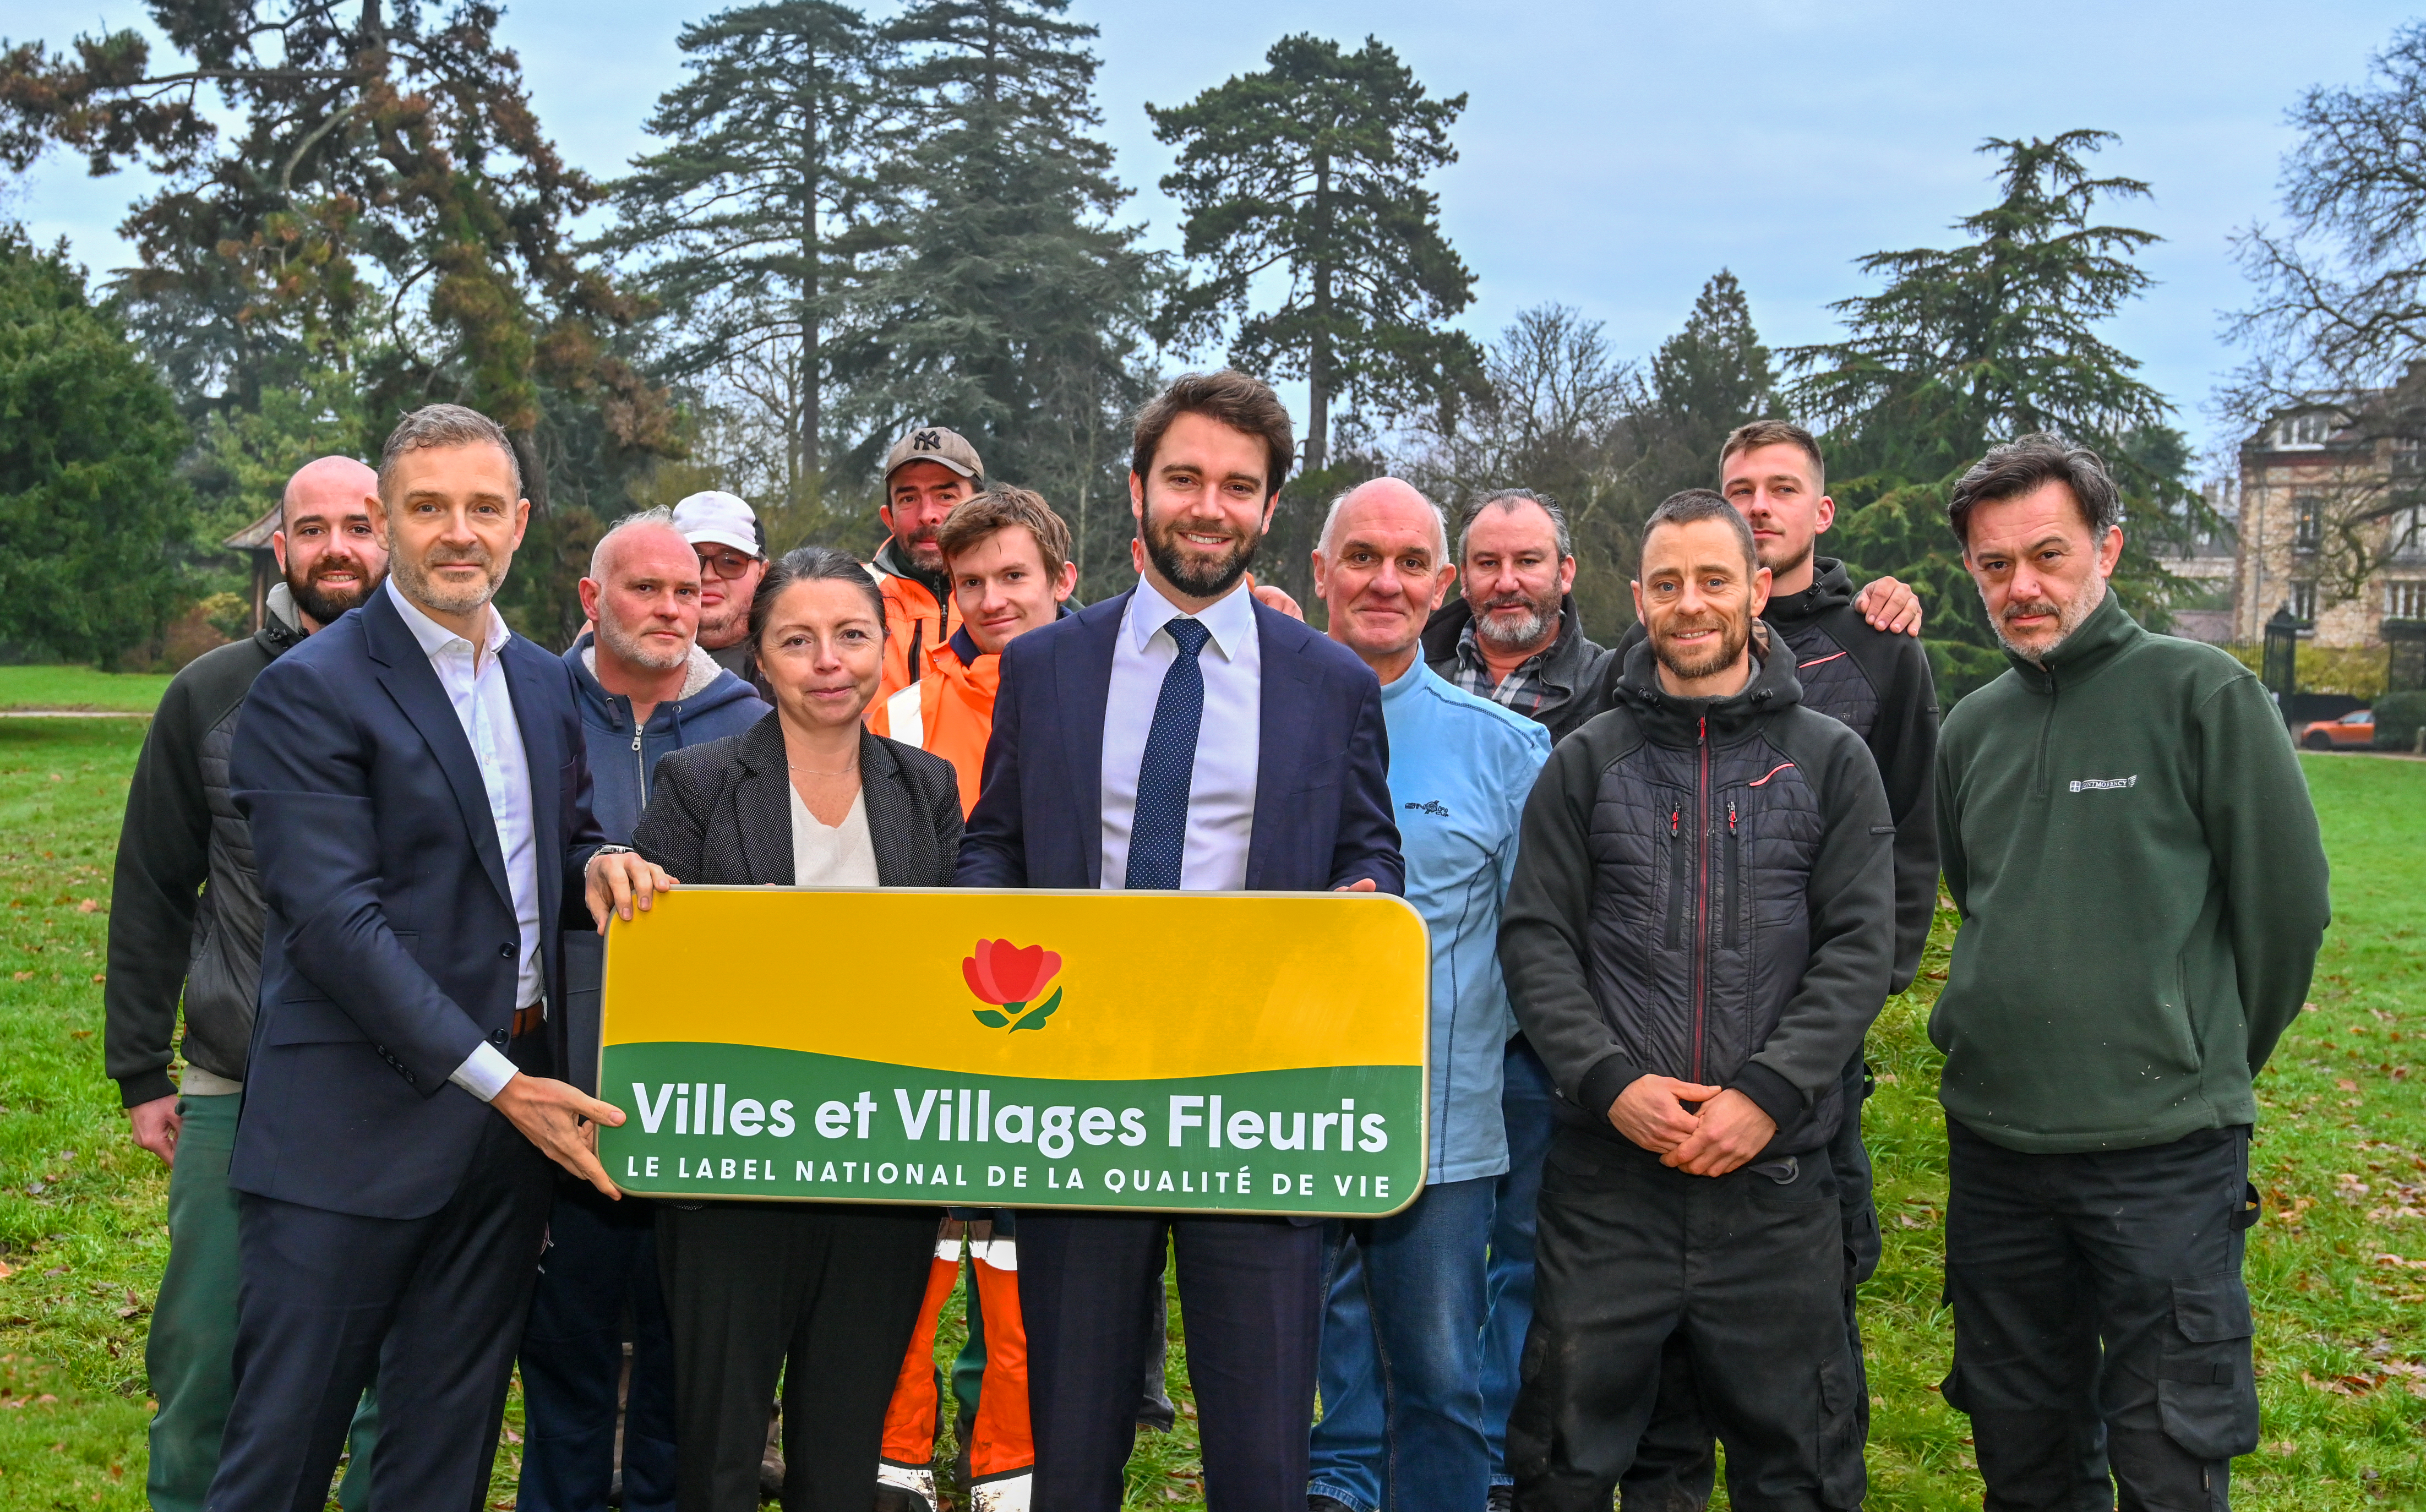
[211,406,676,1511]
[960,371,1404,1511]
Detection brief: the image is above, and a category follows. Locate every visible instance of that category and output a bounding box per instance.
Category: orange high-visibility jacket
[869,545,960,705]
[865,627,998,818]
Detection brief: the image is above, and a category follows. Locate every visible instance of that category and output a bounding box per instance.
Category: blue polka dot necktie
[1125,616,1212,891]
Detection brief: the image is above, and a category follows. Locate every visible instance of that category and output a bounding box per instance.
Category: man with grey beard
[519,510,765,1512]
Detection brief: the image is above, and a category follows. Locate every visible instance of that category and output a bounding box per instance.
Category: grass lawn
[0,667,174,714]
[0,720,2416,1509]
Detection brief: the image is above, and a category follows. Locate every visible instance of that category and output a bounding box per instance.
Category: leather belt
[512,1003,544,1040]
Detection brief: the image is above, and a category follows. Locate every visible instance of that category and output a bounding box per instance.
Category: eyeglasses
[696,549,761,581]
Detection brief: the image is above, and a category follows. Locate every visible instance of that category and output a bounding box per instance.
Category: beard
[1472,588,1558,652]
[1142,507,1260,600]
[287,553,377,625]
[597,605,690,673]
[1989,572,2106,661]
[1652,608,1753,685]
[1757,533,1814,585]
[695,596,749,651]
[392,541,503,618]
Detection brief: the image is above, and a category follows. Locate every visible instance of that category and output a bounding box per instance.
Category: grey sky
[1,0,2413,461]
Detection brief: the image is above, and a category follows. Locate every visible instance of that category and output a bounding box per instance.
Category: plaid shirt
[1449,618,1567,722]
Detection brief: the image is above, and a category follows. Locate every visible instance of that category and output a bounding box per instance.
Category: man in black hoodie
[1500,490,1895,1511]
[105,456,387,1512]
[1616,420,1939,1509]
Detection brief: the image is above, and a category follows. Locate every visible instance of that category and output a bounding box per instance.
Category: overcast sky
[1,0,2416,462]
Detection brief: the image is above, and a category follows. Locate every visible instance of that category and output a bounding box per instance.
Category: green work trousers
[147,1091,379,1511]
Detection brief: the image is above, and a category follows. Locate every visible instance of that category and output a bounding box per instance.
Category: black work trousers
[1019,1209,1324,1511]
[206,1108,554,1512]
[1942,1119,2259,1512]
[1509,1129,1863,1512]
[1619,1054,1878,1511]
[655,1201,936,1512]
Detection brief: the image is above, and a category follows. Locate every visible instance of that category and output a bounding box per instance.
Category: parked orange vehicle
[2298,708,2375,750]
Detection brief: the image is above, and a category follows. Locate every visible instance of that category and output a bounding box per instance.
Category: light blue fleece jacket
[1379,660,1553,1184]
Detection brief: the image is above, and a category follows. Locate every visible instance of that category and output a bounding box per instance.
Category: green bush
[2373,690,2426,750]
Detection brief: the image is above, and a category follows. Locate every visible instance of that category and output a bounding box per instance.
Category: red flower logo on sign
[962,939,1065,1031]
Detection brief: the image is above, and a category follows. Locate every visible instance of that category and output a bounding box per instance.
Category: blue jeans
[1308,1176,1496,1512]
[1480,1035,1557,1487]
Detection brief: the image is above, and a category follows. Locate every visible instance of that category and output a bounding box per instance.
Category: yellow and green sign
[596,887,1431,1216]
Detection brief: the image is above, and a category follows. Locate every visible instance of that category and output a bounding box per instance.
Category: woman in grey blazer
[633,547,959,1512]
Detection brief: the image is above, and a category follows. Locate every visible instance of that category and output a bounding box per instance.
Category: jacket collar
[727,712,926,885]
[872,537,951,606]
[254,582,309,656]
[2004,587,2141,693]
[1762,556,1853,630]
[1613,621,1802,744]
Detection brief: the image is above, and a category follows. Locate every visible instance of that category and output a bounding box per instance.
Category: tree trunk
[1305,150,1332,477]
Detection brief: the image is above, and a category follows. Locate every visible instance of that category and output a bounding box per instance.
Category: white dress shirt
[1099,575,1261,891]
[384,579,543,1103]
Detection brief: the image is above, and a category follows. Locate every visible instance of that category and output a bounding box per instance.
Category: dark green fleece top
[1932,591,2331,1154]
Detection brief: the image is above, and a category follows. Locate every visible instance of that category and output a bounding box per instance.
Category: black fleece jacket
[1617,558,1938,990]
[105,591,308,1104]
[1500,633,1898,1155]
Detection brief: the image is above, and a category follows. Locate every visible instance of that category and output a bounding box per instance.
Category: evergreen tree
[1148,33,1479,474]
[603,1,891,511]
[0,230,193,665]
[0,0,677,510]
[1786,131,2192,694]
[840,0,1154,587]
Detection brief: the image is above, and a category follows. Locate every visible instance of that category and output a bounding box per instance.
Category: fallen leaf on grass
[2338,1078,2360,1091]
[74,899,97,913]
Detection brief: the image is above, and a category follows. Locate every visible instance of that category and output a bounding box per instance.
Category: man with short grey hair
[1307,477,1550,1512]
[212,402,675,1510]
[1932,433,2329,1511]
[518,509,765,1512]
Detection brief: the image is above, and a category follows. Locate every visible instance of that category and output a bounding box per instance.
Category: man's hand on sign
[495,1074,628,1196]
[1335,878,1379,893]
[586,849,678,932]
[1609,1074,1719,1154]
[1660,1088,1777,1176]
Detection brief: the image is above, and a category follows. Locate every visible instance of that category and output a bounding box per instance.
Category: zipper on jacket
[1693,715,1710,1085]
[1662,800,1687,948]
[1723,795,1741,949]
[629,697,650,804]
[2032,670,2059,799]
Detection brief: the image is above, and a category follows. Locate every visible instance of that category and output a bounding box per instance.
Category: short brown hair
[1640,488,1759,577]
[935,487,1073,578]
[1947,433,2120,548]
[1130,371,1295,499]
[1718,419,1824,493]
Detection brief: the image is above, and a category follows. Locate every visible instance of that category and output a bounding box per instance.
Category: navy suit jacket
[958,588,1404,895]
[228,587,605,1219]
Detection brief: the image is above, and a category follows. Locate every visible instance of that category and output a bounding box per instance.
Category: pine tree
[839,0,1153,586]
[1148,33,1479,474]
[0,0,677,507]
[603,1,891,511]
[1786,131,2193,693]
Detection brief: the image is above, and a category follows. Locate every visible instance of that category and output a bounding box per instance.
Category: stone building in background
[2231,401,2426,649]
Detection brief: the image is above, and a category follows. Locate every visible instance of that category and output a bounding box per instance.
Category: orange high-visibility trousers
[879,1220,1033,1508]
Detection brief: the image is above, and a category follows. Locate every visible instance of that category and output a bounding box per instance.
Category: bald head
[282,455,378,526]
[275,456,385,629]
[582,511,702,682]
[1318,477,1448,560]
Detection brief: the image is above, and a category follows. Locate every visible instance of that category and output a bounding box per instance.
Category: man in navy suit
[960,370,1404,1510]
[212,405,675,1510]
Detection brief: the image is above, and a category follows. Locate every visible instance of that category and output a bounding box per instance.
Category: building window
[2291,581,2318,620]
[2293,495,2324,550]
[2278,412,2336,447]
[2389,581,2426,620]
[2393,506,2426,564]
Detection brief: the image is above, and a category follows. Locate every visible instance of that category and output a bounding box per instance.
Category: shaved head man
[105,455,390,1509]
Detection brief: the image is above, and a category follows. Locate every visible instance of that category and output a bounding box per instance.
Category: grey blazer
[633,713,962,889]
